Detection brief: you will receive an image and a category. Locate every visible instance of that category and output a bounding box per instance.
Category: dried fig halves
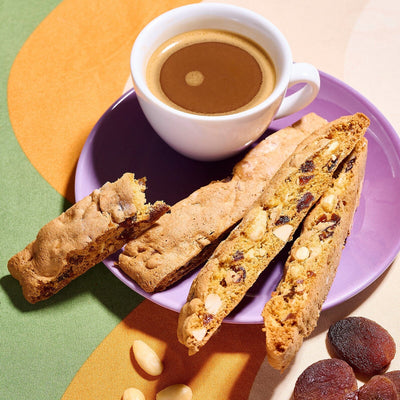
[327,316,396,377]
[293,358,357,400]
[358,375,398,400]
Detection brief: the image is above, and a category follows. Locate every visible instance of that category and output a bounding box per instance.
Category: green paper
[0,1,143,399]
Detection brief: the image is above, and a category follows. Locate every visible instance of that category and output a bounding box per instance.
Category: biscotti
[118,113,327,292]
[177,113,369,355]
[8,173,169,303]
[262,138,368,371]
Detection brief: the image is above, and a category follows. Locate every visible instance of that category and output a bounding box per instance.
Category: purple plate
[75,71,400,324]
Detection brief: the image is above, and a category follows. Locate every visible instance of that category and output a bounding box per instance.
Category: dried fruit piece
[232,250,244,261]
[384,371,400,395]
[300,159,315,173]
[326,157,339,172]
[297,192,314,212]
[229,265,246,283]
[358,375,397,400]
[293,358,357,400]
[275,215,290,226]
[299,175,314,185]
[345,157,357,172]
[327,317,396,377]
[203,313,213,325]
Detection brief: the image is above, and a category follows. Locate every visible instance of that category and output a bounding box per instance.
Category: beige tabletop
[214,0,400,398]
[119,0,400,396]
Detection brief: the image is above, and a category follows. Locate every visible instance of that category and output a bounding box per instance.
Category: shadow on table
[121,257,394,400]
[1,237,395,400]
[0,262,144,319]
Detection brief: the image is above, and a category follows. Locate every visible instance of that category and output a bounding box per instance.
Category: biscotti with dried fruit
[177,113,369,355]
[262,138,368,371]
[8,173,169,303]
[118,113,327,292]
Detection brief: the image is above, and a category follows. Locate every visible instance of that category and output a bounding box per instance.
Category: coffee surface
[147,30,276,115]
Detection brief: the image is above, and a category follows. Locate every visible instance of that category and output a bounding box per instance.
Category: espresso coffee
[146,30,276,115]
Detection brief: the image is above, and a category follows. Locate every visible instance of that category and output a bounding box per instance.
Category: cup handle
[274,63,320,119]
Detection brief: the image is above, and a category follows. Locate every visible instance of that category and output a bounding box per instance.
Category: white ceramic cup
[130,2,320,161]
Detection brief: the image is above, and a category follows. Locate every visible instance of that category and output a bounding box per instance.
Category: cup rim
[130,2,293,121]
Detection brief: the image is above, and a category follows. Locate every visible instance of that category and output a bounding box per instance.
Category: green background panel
[0,1,143,398]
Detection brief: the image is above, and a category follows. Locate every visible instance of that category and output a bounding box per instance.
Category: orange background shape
[8,0,197,203]
[61,300,266,400]
[7,1,270,398]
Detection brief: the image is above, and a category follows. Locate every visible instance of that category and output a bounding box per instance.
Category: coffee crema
[146,29,276,115]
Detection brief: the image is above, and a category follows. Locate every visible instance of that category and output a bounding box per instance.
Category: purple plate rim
[75,69,400,324]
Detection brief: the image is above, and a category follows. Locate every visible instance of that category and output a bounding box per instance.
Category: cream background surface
[123,1,400,397]
[203,1,400,398]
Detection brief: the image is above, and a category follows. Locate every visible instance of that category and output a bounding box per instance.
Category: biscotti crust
[7,173,169,303]
[118,113,328,292]
[177,113,369,355]
[262,138,368,371]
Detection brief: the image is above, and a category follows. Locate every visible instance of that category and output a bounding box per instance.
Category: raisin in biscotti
[177,113,369,355]
[262,138,368,371]
[118,113,327,292]
[8,173,169,303]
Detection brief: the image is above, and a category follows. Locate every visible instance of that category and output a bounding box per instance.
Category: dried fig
[327,317,396,377]
[293,358,357,400]
[358,375,398,400]
[384,370,400,395]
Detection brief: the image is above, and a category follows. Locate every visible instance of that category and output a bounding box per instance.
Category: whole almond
[132,340,163,376]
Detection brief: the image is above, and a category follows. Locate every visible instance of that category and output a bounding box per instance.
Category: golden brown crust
[118,113,328,292]
[262,138,368,371]
[7,173,169,303]
[177,113,369,355]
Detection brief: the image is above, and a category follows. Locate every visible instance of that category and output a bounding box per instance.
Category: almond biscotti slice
[177,113,369,355]
[262,138,368,371]
[8,173,169,303]
[118,113,327,292]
